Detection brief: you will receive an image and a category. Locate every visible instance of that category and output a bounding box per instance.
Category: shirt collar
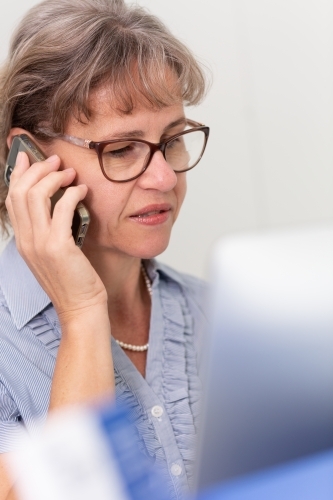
[144,258,186,287]
[0,238,51,330]
[0,239,186,331]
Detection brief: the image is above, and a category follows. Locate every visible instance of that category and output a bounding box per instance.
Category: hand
[5,151,107,323]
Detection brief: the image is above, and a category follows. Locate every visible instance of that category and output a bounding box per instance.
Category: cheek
[174,174,187,219]
[80,175,129,229]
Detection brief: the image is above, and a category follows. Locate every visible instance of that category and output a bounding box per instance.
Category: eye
[166,136,184,151]
[103,142,135,158]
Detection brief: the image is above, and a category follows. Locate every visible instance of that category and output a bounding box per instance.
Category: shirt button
[151,405,164,418]
[171,464,182,476]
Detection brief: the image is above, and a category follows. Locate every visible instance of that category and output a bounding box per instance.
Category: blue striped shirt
[0,238,207,499]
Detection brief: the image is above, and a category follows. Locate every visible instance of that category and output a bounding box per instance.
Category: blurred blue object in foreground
[197,449,333,500]
[98,402,170,500]
[8,400,171,500]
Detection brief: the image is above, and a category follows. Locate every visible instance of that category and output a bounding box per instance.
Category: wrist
[58,302,110,337]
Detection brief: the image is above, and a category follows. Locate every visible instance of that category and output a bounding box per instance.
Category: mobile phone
[4,134,90,249]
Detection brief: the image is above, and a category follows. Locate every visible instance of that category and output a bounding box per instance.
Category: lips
[136,210,164,218]
[130,204,172,217]
[129,204,172,225]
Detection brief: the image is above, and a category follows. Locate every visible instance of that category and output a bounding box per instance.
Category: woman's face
[47,88,187,259]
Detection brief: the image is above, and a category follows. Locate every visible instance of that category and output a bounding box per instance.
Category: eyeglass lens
[100,129,206,181]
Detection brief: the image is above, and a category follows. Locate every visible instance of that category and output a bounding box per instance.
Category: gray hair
[0,0,208,232]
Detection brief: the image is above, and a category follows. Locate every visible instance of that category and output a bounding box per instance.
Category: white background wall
[1,0,333,278]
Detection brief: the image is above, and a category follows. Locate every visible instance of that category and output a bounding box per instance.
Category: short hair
[0,0,208,232]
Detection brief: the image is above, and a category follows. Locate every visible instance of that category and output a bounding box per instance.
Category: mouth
[129,204,172,225]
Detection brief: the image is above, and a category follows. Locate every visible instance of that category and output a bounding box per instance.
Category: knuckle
[8,187,23,205]
[28,182,49,203]
[27,187,39,204]
[52,198,69,216]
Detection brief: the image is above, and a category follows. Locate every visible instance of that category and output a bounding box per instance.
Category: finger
[5,193,19,240]
[6,192,35,258]
[6,152,34,246]
[8,151,31,186]
[8,154,60,230]
[50,184,88,244]
[9,153,60,188]
[26,168,77,237]
[8,154,62,247]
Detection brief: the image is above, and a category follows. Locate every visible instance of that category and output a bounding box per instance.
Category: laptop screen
[196,224,333,491]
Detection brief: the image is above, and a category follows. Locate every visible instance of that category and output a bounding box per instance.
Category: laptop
[196,224,333,491]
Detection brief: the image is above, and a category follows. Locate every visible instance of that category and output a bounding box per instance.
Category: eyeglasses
[47,119,209,182]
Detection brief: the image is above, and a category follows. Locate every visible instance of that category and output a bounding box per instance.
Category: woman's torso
[0,238,208,499]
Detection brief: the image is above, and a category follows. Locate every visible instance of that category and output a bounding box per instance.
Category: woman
[0,0,209,498]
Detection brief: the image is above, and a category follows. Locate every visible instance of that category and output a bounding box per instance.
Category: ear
[7,128,33,149]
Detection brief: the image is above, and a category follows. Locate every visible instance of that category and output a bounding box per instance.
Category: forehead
[66,86,185,140]
[89,64,182,115]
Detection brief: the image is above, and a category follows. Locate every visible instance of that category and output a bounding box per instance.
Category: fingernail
[46,155,59,163]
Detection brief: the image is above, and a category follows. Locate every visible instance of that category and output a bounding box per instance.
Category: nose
[138,150,178,192]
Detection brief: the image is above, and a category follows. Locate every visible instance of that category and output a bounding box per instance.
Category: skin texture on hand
[5,152,108,320]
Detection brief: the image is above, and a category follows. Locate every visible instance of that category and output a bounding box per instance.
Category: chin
[129,235,171,260]
[84,222,173,259]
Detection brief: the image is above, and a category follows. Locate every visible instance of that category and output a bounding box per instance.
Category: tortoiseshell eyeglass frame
[39,119,210,183]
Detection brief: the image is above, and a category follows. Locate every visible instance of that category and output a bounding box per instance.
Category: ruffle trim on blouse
[26,306,60,358]
[159,279,202,486]
[114,368,176,499]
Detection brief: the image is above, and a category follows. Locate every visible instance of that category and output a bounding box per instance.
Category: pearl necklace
[114,264,152,352]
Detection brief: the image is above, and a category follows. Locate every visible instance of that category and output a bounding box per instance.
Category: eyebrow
[98,116,187,141]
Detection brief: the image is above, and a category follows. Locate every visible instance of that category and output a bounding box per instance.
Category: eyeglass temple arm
[61,134,93,149]
[186,119,205,127]
[34,127,93,149]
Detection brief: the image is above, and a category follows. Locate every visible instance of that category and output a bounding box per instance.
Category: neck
[83,246,151,357]
[84,247,151,360]
[82,245,145,307]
